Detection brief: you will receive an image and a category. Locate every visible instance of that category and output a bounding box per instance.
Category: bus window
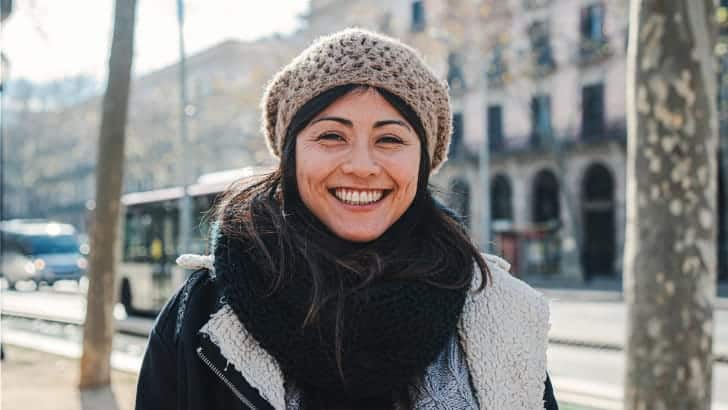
[123,201,179,263]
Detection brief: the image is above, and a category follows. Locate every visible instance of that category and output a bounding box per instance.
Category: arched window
[532,169,560,224]
[719,158,727,281]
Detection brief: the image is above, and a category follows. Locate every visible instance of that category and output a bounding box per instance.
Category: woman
[136,28,557,410]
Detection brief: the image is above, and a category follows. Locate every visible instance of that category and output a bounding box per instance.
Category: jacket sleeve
[544,373,558,410]
[135,328,179,410]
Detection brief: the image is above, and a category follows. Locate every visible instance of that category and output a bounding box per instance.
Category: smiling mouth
[328,188,393,206]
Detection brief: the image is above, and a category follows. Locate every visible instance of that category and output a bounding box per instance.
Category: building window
[487,42,508,87]
[581,163,616,278]
[528,21,555,75]
[581,4,605,42]
[719,159,727,280]
[447,52,466,93]
[582,83,605,139]
[451,112,464,157]
[487,105,504,151]
[530,95,551,148]
[411,0,426,32]
[580,3,609,63]
[532,169,560,224]
[491,174,513,222]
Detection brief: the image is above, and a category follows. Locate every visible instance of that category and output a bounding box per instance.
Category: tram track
[1,310,149,373]
[1,308,154,337]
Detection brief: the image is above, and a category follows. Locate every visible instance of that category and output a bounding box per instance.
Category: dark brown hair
[215,84,490,379]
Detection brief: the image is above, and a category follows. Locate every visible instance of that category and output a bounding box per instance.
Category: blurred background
[0,0,727,409]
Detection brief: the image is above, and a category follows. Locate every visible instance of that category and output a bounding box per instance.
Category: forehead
[314,88,406,121]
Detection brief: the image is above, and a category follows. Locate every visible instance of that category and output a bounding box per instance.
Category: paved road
[548,299,728,358]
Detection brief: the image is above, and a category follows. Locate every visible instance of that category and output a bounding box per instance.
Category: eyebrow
[374,119,412,132]
[311,116,353,127]
[311,116,412,132]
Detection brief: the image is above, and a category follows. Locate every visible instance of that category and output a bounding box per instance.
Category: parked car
[0,220,87,289]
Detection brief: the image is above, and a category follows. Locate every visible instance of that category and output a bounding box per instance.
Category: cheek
[295,143,332,199]
[387,151,421,202]
[295,146,314,197]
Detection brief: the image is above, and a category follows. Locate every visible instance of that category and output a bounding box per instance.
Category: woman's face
[295,88,421,242]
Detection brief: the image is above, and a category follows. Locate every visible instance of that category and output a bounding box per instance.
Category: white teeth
[333,189,386,205]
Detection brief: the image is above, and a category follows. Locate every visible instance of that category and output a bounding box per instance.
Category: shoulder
[465,253,550,328]
[486,253,549,316]
[151,268,219,344]
[459,254,551,409]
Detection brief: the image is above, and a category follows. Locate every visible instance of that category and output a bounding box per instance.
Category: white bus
[119,167,267,315]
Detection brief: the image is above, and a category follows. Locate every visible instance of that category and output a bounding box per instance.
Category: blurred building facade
[3,37,300,230]
[4,0,726,284]
[300,0,633,283]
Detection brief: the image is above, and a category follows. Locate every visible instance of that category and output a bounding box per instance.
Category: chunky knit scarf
[214,215,468,407]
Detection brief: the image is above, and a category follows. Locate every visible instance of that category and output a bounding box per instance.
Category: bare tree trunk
[624,1,718,409]
[80,0,136,389]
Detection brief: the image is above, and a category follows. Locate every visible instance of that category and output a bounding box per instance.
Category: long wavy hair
[215,84,490,379]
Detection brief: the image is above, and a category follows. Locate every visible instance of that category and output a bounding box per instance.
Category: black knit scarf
[214,202,469,406]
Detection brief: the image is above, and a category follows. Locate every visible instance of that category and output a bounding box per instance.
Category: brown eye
[378,135,404,144]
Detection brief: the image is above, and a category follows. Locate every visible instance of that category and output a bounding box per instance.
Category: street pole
[480,58,491,252]
[176,0,192,257]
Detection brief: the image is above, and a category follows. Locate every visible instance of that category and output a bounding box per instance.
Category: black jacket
[135,269,559,409]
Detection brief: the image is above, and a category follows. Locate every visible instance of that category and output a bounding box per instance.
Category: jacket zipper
[196,346,259,410]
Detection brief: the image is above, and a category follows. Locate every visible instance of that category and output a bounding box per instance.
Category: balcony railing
[581,122,626,143]
[529,46,557,77]
[487,61,509,88]
[530,131,554,150]
[578,37,611,65]
[487,125,626,156]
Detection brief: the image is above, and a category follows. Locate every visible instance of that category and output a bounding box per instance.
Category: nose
[340,144,380,177]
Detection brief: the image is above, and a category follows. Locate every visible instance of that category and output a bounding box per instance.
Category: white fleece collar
[200,304,287,409]
[198,254,550,410]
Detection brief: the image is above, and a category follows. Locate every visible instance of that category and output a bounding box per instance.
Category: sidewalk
[536,286,728,309]
[0,345,138,410]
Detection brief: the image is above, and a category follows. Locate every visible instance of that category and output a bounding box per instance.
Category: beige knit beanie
[261,28,452,174]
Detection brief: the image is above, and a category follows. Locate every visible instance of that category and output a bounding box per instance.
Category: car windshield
[23,235,80,255]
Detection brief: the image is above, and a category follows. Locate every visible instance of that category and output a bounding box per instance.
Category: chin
[335,228,384,243]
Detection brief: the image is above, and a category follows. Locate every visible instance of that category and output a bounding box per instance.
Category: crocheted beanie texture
[261,28,453,173]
